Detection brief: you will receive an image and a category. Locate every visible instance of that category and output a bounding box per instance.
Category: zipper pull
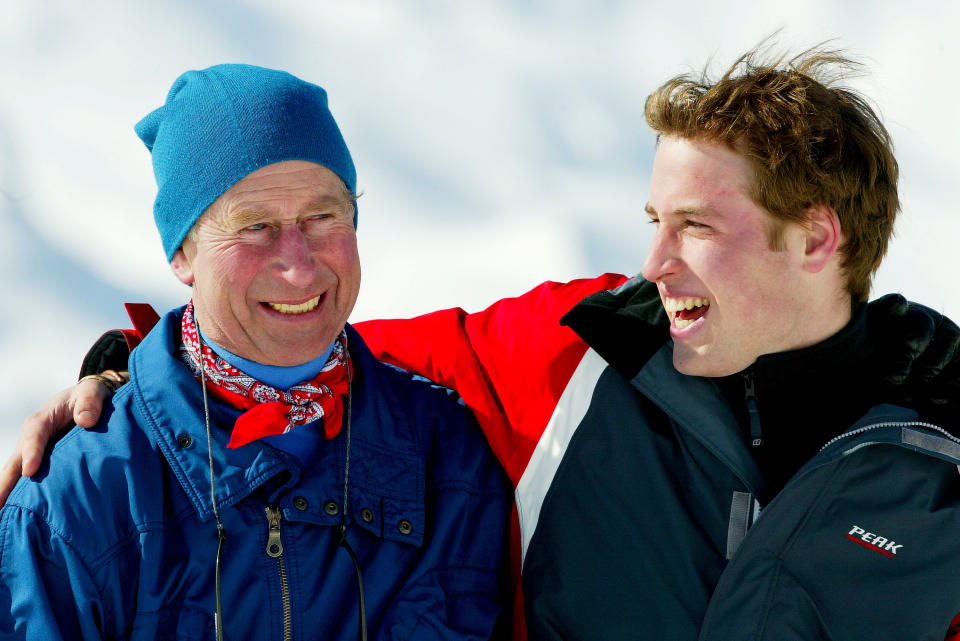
[265,506,284,558]
[743,370,764,448]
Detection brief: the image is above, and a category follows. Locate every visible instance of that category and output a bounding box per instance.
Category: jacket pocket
[377,567,504,641]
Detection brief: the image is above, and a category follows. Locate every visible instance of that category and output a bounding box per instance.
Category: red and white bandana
[178,301,351,449]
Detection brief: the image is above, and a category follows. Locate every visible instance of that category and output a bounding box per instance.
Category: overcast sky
[2,1,958,453]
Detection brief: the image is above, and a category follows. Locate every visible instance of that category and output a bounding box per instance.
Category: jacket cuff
[79,330,132,379]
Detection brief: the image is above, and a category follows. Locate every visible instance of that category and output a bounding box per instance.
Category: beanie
[135,64,357,261]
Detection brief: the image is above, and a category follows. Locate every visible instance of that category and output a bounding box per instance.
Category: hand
[0,370,126,507]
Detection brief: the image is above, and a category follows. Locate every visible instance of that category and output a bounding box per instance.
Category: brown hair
[644,43,899,302]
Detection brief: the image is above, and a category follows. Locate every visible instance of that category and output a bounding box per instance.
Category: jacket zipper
[265,506,293,641]
[703,418,957,636]
[742,369,764,448]
[818,419,959,453]
[756,420,957,519]
[732,420,955,553]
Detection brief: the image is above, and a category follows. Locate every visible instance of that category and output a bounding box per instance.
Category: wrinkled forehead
[211,161,353,213]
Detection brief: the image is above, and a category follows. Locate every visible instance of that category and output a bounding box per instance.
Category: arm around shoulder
[355,274,630,484]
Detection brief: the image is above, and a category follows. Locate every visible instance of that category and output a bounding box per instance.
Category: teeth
[663,296,710,313]
[268,296,321,315]
[675,318,695,329]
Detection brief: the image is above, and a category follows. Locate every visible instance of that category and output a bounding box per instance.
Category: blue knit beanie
[135,64,357,261]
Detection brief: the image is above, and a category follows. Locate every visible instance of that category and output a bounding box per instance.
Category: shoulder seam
[0,504,105,599]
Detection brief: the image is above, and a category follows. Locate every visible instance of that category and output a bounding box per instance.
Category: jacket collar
[865,294,960,433]
[632,344,766,494]
[128,307,428,525]
[562,278,960,434]
[560,275,670,380]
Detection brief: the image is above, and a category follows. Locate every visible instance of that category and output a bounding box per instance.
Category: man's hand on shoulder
[0,370,126,507]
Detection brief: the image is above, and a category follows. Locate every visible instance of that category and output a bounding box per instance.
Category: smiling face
[641,136,848,377]
[170,161,360,366]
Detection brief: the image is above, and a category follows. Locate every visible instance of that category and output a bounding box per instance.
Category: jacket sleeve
[0,506,107,641]
[354,273,628,486]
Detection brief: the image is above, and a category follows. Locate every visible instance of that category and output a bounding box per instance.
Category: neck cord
[337,357,368,641]
[199,337,228,641]
[341,357,353,523]
[197,329,364,641]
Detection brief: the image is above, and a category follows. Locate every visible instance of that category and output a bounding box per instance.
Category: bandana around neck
[178,301,351,449]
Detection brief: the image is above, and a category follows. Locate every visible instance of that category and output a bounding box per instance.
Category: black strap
[338,525,368,641]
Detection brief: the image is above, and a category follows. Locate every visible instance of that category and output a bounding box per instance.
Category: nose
[274,225,316,289]
[641,226,682,283]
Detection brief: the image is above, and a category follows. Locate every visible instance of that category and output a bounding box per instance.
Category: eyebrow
[223,210,269,230]
[223,196,351,229]
[303,196,352,212]
[644,202,716,218]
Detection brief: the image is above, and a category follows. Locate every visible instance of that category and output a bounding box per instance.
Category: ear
[170,248,195,285]
[800,204,842,274]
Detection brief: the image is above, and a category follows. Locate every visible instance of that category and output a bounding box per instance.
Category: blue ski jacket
[0,307,511,641]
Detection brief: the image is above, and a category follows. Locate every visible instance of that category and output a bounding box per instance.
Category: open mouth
[664,296,710,329]
[264,296,322,315]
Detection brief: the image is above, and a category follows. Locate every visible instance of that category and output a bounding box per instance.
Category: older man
[8,46,960,640]
[0,64,510,640]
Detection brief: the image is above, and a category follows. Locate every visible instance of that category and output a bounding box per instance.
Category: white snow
[2,1,958,457]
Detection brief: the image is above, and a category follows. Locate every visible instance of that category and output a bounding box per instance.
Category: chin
[672,349,741,378]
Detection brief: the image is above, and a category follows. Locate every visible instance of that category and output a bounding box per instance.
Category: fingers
[3,372,124,506]
[0,452,23,507]
[73,370,126,428]
[74,378,111,428]
[2,400,63,506]
[21,377,115,471]
[20,405,65,478]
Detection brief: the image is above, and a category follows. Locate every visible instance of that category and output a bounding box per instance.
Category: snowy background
[2,1,958,454]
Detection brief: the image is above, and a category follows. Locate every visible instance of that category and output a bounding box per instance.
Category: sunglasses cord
[338,357,368,641]
[199,333,365,641]
[199,341,228,641]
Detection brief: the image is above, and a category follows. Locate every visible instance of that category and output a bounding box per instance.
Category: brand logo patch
[846,525,902,557]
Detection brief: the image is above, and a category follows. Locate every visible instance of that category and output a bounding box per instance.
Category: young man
[7,46,960,639]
